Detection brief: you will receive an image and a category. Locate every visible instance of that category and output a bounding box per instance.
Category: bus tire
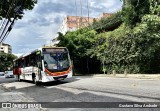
[32,74,39,85]
[34,77,38,85]
[56,80,61,82]
[32,73,36,83]
[34,78,41,86]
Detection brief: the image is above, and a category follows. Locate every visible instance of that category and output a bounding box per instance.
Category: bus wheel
[33,77,39,85]
[33,77,38,85]
[56,80,61,82]
[32,74,36,83]
[34,78,41,85]
[32,74,41,85]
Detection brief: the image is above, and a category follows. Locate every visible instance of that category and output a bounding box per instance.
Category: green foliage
[0,53,17,72]
[149,0,160,15]
[132,14,160,73]
[122,0,150,27]
[0,0,37,19]
[91,11,123,32]
[91,10,160,73]
[57,28,101,74]
[57,0,160,74]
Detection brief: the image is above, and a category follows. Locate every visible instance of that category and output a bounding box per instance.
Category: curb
[80,74,160,80]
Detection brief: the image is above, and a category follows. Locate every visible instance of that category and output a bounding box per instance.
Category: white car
[5,71,14,78]
[0,72,4,76]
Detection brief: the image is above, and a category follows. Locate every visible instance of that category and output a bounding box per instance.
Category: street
[0,76,160,111]
[1,0,160,111]
[0,76,16,84]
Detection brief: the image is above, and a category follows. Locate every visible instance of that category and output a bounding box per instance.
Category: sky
[4,0,123,56]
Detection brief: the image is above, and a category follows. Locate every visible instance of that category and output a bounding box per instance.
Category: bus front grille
[53,75,68,80]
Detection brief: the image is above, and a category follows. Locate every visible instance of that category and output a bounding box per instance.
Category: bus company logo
[2,103,12,108]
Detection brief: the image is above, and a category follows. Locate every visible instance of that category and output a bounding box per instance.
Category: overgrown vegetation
[57,29,101,74]
[58,0,160,74]
[91,11,123,32]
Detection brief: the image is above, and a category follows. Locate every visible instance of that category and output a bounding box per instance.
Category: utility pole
[80,0,83,28]
[87,0,90,25]
[75,0,78,29]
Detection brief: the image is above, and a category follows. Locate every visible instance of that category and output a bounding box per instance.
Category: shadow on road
[0,76,17,84]
[5,84,131,103]
[43,77,79,86]
[18,77,80,86]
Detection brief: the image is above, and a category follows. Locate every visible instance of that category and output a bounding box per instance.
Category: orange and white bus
[13,47,72,85]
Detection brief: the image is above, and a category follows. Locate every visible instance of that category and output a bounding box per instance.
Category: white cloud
[4,0,123,54]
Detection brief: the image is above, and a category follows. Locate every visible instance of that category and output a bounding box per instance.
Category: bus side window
[18,60,22,68]
[20,59,24,68]
[25,56,30,67]
[36,55,42,70]
[16,61,18,68]
[30,54,36,66]
[13,61,16,68]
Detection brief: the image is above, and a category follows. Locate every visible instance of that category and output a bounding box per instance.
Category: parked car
[0,72,4,76]
[5,71,14,78]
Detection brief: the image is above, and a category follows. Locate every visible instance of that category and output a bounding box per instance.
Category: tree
[121,0,150,27]
[0,0,37,20]
[57,28,101,74]
[57,0,160,74]
[91,11,122,32]
[0,53,17,72]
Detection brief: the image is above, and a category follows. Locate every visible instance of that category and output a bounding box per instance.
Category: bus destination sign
[43,48,66,53]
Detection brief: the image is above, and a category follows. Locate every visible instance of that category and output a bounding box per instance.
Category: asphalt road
[0,76,160,111]
[0,75,16,83]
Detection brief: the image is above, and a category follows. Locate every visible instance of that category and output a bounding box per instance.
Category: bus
[13,47,72,85]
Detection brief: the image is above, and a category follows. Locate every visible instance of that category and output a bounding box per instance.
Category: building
[0,43,12,53]
[98,13,112,19]
[60,13,112,35]
[60,16,95,35]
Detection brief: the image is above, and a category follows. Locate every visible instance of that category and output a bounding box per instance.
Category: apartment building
[60,13,112,35]
[0,43,12,54]
[97,13,112,20]
[60,16,95,35]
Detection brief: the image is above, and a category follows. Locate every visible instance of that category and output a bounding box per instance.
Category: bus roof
[13,46,67,61]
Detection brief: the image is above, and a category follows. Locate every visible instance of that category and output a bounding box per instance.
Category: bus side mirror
[44,61,48,67]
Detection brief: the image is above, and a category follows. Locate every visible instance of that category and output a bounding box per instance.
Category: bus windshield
[43,52,70,72]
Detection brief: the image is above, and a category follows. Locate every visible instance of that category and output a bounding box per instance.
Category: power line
[0,0,14,35]
[87,0,90,25]
[0,19,7,34]
[80,0,83,28]
[75,0,78,29]
[0,19,10,42]
[0,0,25,43]
[0,17,17,43]
[0,0,16,43]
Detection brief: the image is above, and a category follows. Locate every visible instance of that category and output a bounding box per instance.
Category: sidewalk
[0,84,33,102]
[0,85,47,111]
[92,74,160,80]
